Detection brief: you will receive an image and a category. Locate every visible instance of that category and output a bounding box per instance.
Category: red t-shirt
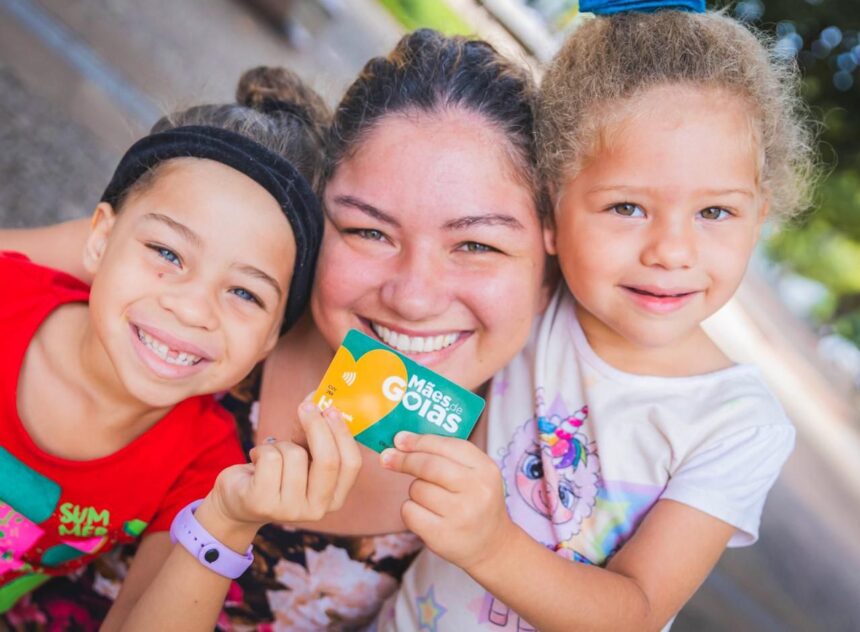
[0,252,245,607]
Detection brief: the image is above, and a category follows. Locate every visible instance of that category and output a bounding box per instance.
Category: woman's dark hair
[328,29,547,218]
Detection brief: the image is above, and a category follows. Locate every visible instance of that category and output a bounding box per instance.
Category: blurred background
[0,0,857,629]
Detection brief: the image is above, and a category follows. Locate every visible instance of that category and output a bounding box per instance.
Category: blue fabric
[580,0,705,14]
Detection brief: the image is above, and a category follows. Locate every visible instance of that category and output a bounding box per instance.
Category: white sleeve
[661,422,795,547]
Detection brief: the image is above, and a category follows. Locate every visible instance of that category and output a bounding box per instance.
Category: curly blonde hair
[537,10,818,221]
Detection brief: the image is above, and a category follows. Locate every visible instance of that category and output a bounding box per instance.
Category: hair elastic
[579,0,705,14]
[101,125,323,331]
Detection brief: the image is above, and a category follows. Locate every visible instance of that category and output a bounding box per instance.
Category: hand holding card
[313,330,485,452]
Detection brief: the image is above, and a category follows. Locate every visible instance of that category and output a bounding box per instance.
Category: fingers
[393,431,483,467]
[273,440,310,509]
[297,400,362,515]
[381,448,468,492]
[326,408,363,511]
[299,402,341,519]
[248,442,286,502]
[401,498,442,536]
[408,479,448,517]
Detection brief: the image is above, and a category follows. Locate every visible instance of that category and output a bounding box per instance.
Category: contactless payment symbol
[313,330,485,452]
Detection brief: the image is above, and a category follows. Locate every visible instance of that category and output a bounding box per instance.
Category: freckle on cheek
[158,272,164,279]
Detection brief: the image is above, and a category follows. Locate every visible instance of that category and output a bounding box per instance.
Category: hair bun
[236,66,330,128]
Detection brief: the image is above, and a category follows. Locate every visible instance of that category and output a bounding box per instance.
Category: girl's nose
[379,250,452,322]
[159,285,219,331]
[640,217,697,270]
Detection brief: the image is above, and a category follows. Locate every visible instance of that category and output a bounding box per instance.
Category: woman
[1,29,551,630]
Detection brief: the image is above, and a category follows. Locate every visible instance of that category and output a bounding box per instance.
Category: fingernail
[380,449,395,466]
[394,431,415,448]
[264,436,277,445]
[324,406,342,421]
[301,401,318,413]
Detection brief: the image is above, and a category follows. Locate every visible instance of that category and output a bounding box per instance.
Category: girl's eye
[610,203,645,218]
[148,244,182,267]
[346,228,387,242]
[699,207,731,221]
[458,241,498,254]
[230,287,263,307]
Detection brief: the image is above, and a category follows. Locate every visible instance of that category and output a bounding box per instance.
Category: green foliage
[376,0,472,35]
[736,0,860,348]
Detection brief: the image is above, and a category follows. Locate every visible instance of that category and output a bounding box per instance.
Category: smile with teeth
[371,323,461,354]
[136,327,203,366]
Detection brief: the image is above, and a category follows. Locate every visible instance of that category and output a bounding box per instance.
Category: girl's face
[312,110,550,393]
[552,86,768,359]
[86,158,294,408]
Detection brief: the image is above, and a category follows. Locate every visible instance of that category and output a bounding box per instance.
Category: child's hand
[380,431,514,572]
[207,402,361,533]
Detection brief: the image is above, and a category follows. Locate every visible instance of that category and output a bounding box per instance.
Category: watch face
[204,548,220,563]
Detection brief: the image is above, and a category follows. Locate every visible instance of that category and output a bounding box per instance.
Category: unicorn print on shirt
[478,391,601,629]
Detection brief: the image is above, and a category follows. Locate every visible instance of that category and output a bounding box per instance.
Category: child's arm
[382,432,735,632]
[0,218,92,281]
[102,403,361,632]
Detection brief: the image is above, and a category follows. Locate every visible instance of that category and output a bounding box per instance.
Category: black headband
[101,125,322,332]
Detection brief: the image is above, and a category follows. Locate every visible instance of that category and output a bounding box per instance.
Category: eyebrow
[586,185,755,199]
[234,264,283,301]
[331,195,401,228]
[442,214,524,231]
[332,195,524,231]
[142,213,203,248]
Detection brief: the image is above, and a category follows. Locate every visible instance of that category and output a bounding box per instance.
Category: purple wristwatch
[169,500,254,579]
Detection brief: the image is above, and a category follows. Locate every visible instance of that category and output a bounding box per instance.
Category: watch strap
[169,499,254,579]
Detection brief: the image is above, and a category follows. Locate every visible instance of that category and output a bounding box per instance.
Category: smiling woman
[314,109,547,392]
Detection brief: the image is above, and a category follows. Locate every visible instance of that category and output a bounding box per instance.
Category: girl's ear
[260,324,280,360]
[756,196,770,233]
[538,255,560,314]
[543,222,557,256]
[544,181,559,255]
[83,203,117,275]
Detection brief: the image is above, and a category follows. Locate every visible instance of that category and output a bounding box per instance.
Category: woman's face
[312,109,550,392]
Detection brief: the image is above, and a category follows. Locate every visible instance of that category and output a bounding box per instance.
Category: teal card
[313,329,485,452]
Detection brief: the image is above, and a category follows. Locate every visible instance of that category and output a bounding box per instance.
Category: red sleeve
[1,251,31,262]
[0,250,89,294]
[147,409,246,533]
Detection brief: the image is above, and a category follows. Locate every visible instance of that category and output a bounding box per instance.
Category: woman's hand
[380,430,515,573]
[204,401,362,540]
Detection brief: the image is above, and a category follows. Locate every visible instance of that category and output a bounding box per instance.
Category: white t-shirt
[374,286,795,631]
